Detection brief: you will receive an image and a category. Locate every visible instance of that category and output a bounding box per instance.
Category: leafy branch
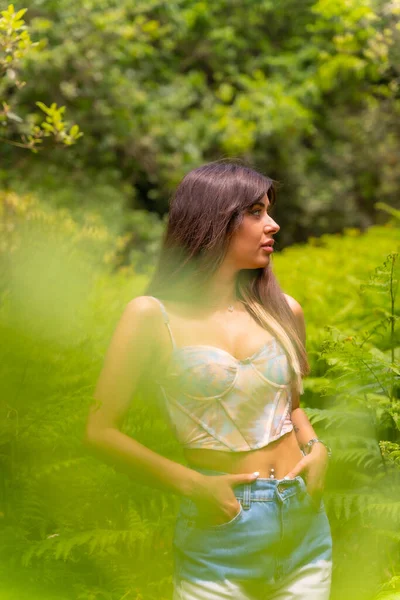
[0,5,83,151]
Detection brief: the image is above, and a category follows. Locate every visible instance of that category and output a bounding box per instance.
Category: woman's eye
[249,206,273,218]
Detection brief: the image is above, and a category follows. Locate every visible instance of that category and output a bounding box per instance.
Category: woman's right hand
[189,471,260,527]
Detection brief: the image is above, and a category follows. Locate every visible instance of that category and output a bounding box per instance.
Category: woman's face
[225,193,280,270]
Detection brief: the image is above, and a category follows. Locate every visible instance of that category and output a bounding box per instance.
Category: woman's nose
[264,217,280,233]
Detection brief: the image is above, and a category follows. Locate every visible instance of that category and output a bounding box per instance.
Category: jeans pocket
[296,475,324,513]
[203,502,244,530]
[179,497,244,531]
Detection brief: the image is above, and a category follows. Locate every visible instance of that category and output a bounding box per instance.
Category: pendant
[228,305,234,312]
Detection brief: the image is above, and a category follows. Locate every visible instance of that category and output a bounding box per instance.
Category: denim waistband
[189,465,306,508]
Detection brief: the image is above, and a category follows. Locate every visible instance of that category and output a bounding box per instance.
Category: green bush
[0,198,398,599]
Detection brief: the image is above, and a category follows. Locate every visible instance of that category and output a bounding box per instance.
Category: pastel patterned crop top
[151,296,294,452]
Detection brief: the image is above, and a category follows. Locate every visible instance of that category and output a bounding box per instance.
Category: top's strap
[148,296,177,350]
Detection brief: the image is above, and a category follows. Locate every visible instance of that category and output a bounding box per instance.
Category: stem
[0,136,34,149]
[389,253,398,401]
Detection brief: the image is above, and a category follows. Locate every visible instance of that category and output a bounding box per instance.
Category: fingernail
[283,475,291,480]
[253,471,260,477]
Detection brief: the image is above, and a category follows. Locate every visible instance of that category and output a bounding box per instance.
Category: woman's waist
[184,430,304,479]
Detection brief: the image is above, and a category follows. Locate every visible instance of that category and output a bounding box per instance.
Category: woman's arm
[84,296,202,498]
[284,294,329,462]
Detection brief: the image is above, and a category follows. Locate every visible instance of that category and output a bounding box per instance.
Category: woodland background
[0,1,399,599]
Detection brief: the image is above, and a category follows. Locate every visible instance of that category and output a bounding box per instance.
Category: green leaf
[35,101,51,115]
[15,8,27,20]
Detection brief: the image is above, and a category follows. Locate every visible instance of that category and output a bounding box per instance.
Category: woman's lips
[260,245,274,253]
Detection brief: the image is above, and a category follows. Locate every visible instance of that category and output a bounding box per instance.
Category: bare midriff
[184,429,303,479]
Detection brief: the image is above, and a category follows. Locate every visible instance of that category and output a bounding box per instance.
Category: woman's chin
[241,256,271,270]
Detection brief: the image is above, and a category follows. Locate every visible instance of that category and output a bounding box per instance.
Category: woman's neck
[197,279,241,312]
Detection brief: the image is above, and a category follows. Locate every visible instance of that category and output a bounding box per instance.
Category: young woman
[85,161,333,599]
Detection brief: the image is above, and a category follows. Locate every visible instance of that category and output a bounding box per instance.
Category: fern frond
[22,520,151,566]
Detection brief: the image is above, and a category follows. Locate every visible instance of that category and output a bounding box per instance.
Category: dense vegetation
[1,1,400,599]
[0,192,398,600]
[2,0,400,251]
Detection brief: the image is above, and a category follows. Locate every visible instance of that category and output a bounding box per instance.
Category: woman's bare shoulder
[283,293,302,313]
[116,295,166,345]
[125,294,160,315]
[283,294,305,343]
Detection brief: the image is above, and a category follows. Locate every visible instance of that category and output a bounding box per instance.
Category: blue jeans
[173,468,333,599]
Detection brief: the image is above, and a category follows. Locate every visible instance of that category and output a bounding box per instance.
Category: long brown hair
[145,159,309,394]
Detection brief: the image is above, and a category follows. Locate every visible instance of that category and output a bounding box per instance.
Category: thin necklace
[200,301,239,312]
[200,299,243,312]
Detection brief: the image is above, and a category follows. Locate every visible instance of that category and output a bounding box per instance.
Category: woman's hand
[283,444,329,507]
[189,471,260,527]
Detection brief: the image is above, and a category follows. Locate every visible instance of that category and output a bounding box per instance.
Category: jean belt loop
[242,483,252,510]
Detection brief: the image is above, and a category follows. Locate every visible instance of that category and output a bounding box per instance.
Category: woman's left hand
[283,444,329,507]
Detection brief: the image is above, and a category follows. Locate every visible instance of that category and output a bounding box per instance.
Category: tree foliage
[1,0,399,240]
[0,4,82,150]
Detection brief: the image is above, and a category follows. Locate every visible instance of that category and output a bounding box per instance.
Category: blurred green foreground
[0,192,398,600]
